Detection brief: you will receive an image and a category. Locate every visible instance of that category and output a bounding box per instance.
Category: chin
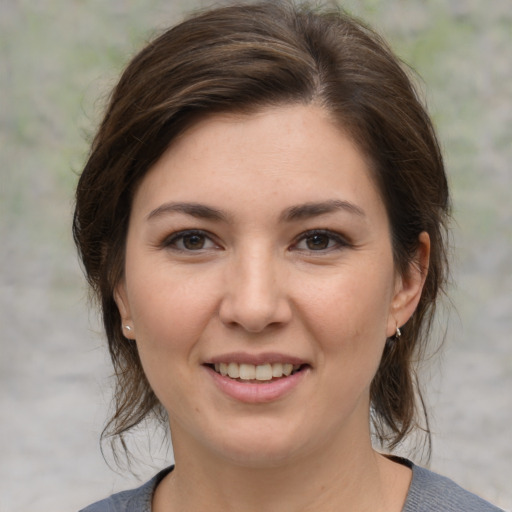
[203,421,317,468]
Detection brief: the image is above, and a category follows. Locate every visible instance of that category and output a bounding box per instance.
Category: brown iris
[306,234,330,250]
[182,233,206,250]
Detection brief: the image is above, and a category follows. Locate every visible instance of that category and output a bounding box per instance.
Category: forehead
[131,104,386,224]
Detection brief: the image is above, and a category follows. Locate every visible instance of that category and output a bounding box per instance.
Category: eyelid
[159,228,349,253]
[161,229,221,251]
[291,229,351,252]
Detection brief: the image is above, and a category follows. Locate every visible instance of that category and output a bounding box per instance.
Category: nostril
[218,277,292,332]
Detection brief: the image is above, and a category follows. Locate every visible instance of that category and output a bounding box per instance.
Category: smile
[210,362,304,381]
[204,358,310,403]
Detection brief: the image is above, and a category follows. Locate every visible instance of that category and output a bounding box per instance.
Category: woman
[74,1,502,511]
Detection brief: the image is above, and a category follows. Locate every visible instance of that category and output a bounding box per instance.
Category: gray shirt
[80,461,503,512]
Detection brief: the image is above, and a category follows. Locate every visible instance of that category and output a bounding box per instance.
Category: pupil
[307,234,329,250]
[184,234,204,250]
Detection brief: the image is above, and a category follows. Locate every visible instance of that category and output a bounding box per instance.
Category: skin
[115,104,430,512]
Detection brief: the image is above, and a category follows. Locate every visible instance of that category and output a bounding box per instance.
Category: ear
[386,231,430,337]
[114,280,135,339]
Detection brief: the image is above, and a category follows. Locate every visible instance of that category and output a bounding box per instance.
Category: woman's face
[115,104,426,466]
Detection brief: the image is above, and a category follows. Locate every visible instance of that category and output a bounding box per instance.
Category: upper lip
[205,352,308,366]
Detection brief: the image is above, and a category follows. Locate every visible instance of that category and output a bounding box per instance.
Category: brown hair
[73,0,450,462]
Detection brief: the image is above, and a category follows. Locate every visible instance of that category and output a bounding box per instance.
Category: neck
[154,433,409,512]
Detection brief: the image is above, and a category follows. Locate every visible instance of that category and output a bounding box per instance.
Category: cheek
[296,262,394,382]
[300,270,393,341]
[126,271,219,403]
[125,261,220,354]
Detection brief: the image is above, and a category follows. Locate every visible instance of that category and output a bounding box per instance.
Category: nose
[218,246,292,333]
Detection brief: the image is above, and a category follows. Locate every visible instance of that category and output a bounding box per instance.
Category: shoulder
[79,467,173,512]
[404,463,504,512]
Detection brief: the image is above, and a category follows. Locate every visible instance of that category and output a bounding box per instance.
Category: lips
[212,362,302,381]
[205,358,310,403]
[203,353,309,402]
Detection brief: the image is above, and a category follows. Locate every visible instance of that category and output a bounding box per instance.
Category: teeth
[283,363,293,376]
[272,363,283,377]
[255,364,273,381]
[239,363,256,380]
[212,362,302,381]
[227,362,240,379]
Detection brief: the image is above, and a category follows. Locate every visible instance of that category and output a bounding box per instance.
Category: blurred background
[1,0,510,510]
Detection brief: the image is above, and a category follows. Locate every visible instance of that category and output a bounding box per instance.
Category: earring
[124,325,132,332]
[385,323,401,352]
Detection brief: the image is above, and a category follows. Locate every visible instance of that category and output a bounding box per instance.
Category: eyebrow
[280,199,366,222]
[147,202,229,222]
[146,199,365,223]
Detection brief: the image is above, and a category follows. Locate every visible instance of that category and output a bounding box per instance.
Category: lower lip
[204,366,309,404]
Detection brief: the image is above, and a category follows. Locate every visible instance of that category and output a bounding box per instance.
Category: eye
[293,230,349,252]
[164,230,218,252]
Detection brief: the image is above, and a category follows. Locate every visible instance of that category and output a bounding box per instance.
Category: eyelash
[161,228,350,254]
[291,229,351,253]
[162,229,219,252]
